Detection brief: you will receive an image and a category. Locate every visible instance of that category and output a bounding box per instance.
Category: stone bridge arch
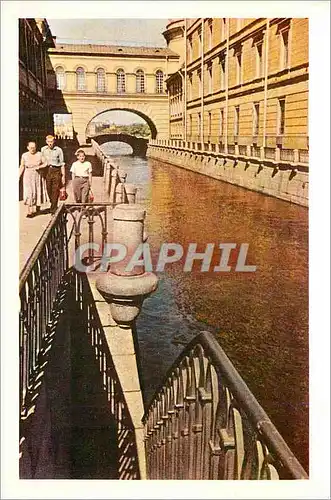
[50,96,169,145]
[85,107,157,140]
[91,133,148,157]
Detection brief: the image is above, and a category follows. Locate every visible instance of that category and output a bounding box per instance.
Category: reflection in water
[101,144,309,470]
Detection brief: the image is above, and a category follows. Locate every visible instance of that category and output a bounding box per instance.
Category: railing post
[124,184,138,204]
[115,170,127,204]
[96,204,158,326]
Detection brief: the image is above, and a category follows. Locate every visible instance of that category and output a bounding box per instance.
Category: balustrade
[143,331,308,480]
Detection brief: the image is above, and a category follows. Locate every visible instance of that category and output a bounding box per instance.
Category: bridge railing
[142,330,308,480]
[19,200,141,478]
[70,269,141,478]
[19,207,68,417]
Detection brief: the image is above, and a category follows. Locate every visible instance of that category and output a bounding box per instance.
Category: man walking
[41,135,65,214]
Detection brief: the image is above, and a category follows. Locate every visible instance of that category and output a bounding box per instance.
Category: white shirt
[70,160,92,177]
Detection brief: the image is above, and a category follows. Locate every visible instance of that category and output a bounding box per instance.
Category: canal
[101,143,309,471]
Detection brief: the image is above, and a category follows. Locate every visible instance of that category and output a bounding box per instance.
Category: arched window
[155,70,164,93]
[116,69,126,93]
[76,67,85,91]
[56,66,65,90]
[96,68,106,92]
[136,69,145,93]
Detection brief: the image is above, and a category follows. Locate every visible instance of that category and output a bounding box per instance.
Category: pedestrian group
[19,135,94,218]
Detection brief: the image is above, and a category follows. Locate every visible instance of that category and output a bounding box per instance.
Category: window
[234,106,240,136]
[198,112,201,137]
[207,63,213,94]
[76,67,85,91]
[208,112,212,138]
[221,18,226,41]
[189,114,193,136]
[252,103,260,136]
[188,36,193,61]
[136,69,145,93]
[56,66,65,90]
[280,29,289,69]
[220,57,226,90]
[155,70,164,93]
[236,51,243,85]
[197,69,202,97]
[117,69,126,93]
[255,41,263,78]
[198,27,202,56]
[19,19,27,64]
[278,99,286,135]
[208,19,213,49]
[96,68,106,92]
[219,108,224,138]
[188,73,193,100]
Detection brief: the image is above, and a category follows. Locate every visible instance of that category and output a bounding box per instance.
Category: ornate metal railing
[71,269,140,479]
[19,206,68,417]
[64,203,112,265]
[143,331,308,480]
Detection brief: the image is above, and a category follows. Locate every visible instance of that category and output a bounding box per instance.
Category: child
[70,149,93,203]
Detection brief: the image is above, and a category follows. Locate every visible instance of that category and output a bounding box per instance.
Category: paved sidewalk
[19,168,108,273]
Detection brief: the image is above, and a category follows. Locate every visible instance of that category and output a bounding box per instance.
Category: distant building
[167,18,309,161]
[19,18,55,154]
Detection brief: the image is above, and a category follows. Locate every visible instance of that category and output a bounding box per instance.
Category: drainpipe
[225,18,229,154]
[201,19,204,146]
[263,19,270,150]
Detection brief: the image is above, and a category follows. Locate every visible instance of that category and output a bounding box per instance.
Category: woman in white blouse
[70,149,92,203]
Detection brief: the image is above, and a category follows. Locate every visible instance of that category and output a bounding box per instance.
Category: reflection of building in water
[53,113,74,139]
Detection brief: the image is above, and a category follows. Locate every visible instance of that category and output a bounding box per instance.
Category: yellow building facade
[167,18,308,162]
[46,42,180,143]
[148,18,309,206]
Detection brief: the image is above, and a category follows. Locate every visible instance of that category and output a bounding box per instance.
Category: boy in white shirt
[70,149,93,203]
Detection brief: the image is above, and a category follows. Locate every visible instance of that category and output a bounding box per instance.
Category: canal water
[101,143,309,470]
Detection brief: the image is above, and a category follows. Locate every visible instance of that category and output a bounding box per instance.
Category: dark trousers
[46,167,62,212]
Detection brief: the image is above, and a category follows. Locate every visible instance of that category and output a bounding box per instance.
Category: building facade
[19,18,55,155]
[168,18,308,157]
[46,42,180,143]
[148,18,309,206]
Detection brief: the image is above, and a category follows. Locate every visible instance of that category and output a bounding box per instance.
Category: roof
[49,43,179,58]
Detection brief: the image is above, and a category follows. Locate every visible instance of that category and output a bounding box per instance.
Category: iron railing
[19,202,114,416]
[64,203,112,266]
[143,331,308,480]
[71,269,140,479]
[19,206,68,417]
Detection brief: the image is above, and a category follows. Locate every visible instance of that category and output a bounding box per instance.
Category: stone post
[124,184,137,204]
[109,166,118,202]
[96,204,158,326]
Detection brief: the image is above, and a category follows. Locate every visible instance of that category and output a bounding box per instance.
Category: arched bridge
[89,133,148,157]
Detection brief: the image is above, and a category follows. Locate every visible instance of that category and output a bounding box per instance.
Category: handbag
[59,187,68,201]
[88,189,94,202]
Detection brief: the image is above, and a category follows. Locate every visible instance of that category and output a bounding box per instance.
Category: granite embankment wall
[147,144,309,207]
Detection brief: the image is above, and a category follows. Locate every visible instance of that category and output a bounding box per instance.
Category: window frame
[116,69,126,93]
[277,98,286,136]
[252,102,260,136]
[234,106,240,137]
[76,67,86,91]
[55,66,65,91]
[155,70,164,94]
[136,69,145,93]
[96,68,106,93]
